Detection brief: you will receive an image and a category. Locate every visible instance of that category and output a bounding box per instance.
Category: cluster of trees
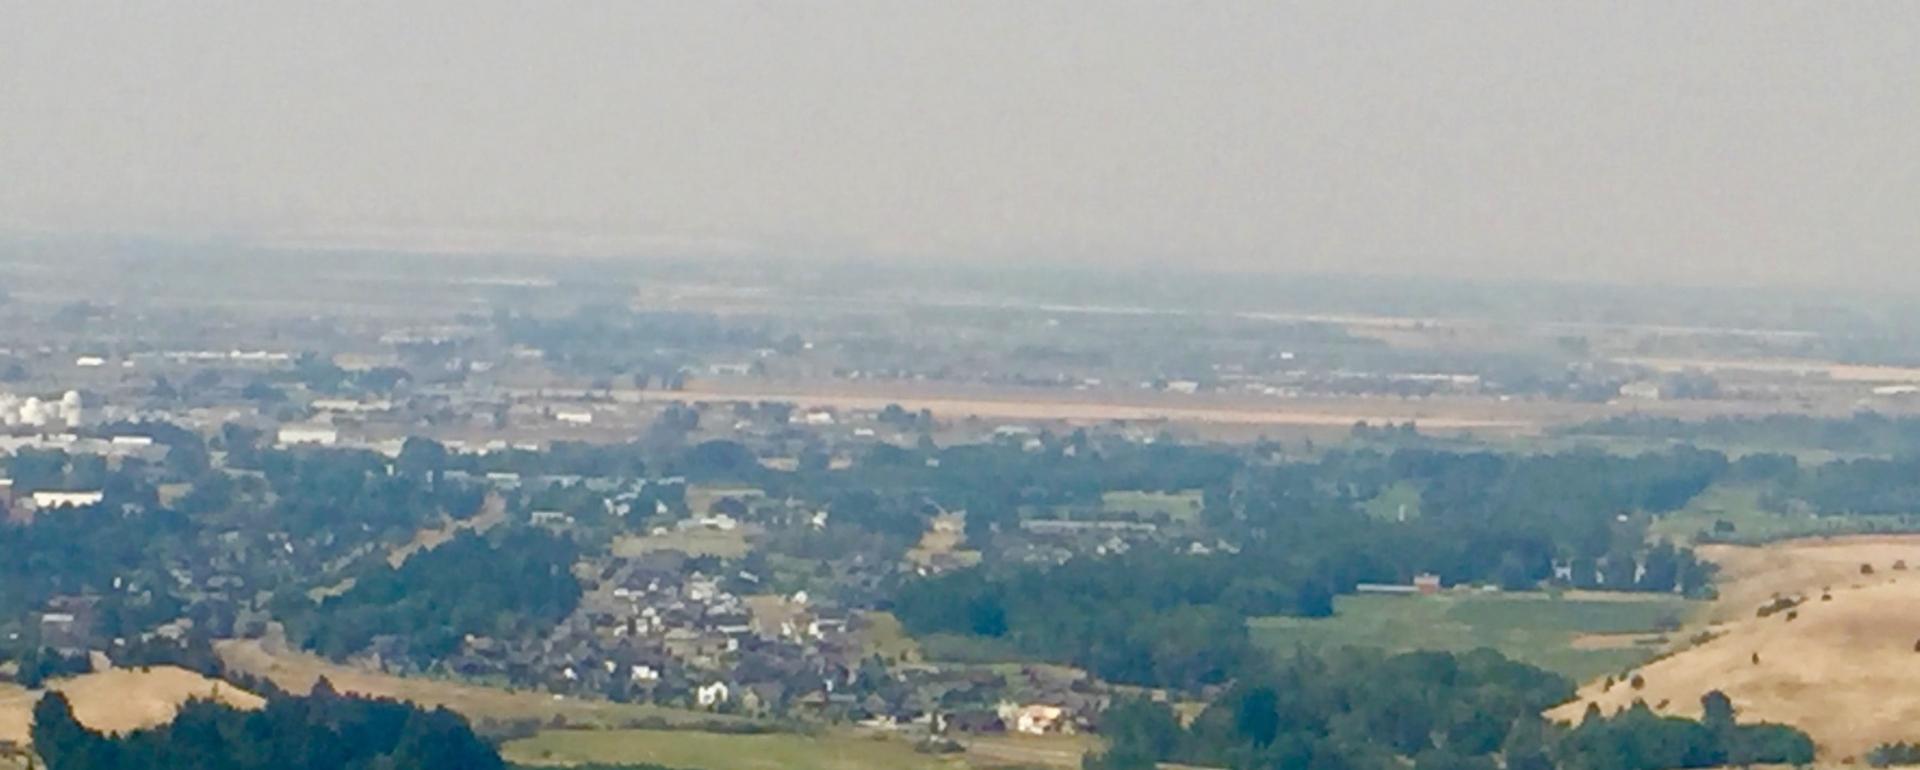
[245,449,487,539]
[1763,457,1920,517]
[1867,742,1920,768]
[1560,543,1713,596]
[276,529,582,663]
[4,448,113,494]
[876,403,935,431]
[4,646,92,688]
[0,501,188,623]
[896,549,1321,688]
[1559,695,1813,770]
[1085,648,1812,770]
[1335,447,1724,580]
[29,683,502,770]
[1089,648,1570,770]
[1558,414,1920,520]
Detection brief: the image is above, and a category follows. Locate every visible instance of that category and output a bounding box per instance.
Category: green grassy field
[1361,481,1422,521]
[1250,592,1697,682]
[1100,490,1203,522]
[1649,484,1920,545]
[502,728,966,770]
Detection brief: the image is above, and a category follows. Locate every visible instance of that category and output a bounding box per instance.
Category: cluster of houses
[423,542,1103,732]
[436,549,866,716]
[0,379,1148,735]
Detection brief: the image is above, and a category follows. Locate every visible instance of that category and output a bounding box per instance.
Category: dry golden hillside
[0,666,264,746]
[1549,536,1920,760]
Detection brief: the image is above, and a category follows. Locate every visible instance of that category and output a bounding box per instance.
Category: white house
[997,703,1072,735]
[678,514,737,532]
[697,682,731,707]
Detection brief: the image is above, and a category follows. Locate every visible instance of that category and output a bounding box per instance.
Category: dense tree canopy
[896,549,1314,688]
[30,686,502,770]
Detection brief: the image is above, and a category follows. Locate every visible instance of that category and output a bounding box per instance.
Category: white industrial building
[31,490,105,509]
[277,425,341,446]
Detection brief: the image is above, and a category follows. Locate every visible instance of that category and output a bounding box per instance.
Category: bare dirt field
[622,384,1547,433]
[0,666,263,746]
[513,376,1890,442]
[1548,535,1920,760]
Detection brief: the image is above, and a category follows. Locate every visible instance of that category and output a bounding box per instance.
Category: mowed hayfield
[215,638,749,730]
[612,527,754,559]
[504,728,958,770]
[1548,535,1920,760]
[0,666,264,746]
[504,727,1098,770]
[962,733,1102,768]
[1252,592,1698,682]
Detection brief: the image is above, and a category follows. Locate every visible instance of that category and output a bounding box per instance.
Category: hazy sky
[2,2,1916,287]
